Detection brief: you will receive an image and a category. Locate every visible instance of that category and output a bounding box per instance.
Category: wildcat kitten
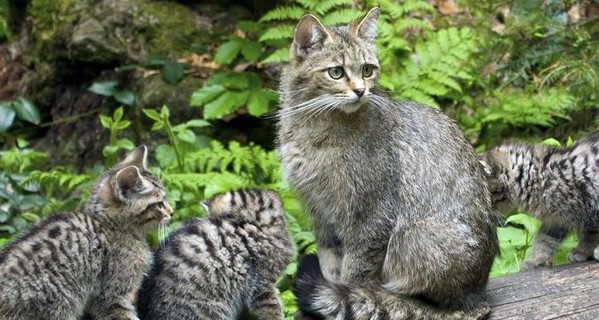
[295,255,486,320]
[277,7,498,319]
[0,145,172,320]
[480,134,599,270]
[136,189,294,320]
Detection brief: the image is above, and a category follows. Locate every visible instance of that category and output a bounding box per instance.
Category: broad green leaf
[214,38,243,65]
[203,91,240,119]
[190,85,226,106]
[247,90,270,116]
[116,139,135,150]
[88,81,117,96]
[14,98,41,124]
[103,145,119,157]
[241,41,262,62]
[542,138,561,147]
[0,104,16,132]
[113,90,135,106]
[177,129,196,143]
[156,144,177,168]
[505,213,541,235]
[162,62,185,85]
[21,212,40,223]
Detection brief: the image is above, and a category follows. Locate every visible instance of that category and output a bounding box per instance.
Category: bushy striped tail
[294,254,488,320]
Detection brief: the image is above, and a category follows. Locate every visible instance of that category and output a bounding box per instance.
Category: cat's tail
[295,254,487,320]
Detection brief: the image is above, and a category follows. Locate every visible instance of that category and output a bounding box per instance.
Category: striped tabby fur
[278,8,498,319]
[0,145,172,320]
[480,134,599,269]
[137,189,294,320]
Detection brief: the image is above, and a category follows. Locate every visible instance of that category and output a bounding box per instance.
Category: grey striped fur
[278,8,498,319]
[137,189,294,320]
[480,134,599,269]
[0,145,172,320]
[295,255,486,320]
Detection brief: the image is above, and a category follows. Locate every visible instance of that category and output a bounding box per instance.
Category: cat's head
[201,189,285,226]
[280,8,380,114]
[479,147,514,213]
[87,145,172,232]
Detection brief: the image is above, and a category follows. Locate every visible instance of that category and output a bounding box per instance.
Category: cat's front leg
[569,227,599,262]
[339,242,384,284]
[85,296,139,320]
[250,285,285,320]
[521,223,569,270]
[315,228,343,281]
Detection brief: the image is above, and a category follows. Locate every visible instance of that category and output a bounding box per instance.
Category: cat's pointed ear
[292,14,330,57]
[115,165,144,198]
[120,145,148,169]
[479,158,493,177]
[352,7,380,41]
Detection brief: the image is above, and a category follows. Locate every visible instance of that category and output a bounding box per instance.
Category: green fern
[23,169,92,198]
[381,27,478,107]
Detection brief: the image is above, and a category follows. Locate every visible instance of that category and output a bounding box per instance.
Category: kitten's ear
[115,165,144,198]
[292,14,330,57]
[119,145,148,169]
[479,158,493,177]
[352,7,380,41]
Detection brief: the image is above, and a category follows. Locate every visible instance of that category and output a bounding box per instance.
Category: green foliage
[0,98,41,147]
[99,107,135,165]
[88,81,135,106]
[0,0,9,42]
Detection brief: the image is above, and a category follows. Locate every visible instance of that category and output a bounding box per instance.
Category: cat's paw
[521,257,552,271]
[568,248,592,262]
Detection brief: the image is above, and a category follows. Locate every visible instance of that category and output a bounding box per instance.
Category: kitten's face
[283,8,380,114]
[202,189,284,224]
[91,146,173,231]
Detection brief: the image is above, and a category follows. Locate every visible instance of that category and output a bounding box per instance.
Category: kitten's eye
[362,64,374,77]
[328,67,344,79]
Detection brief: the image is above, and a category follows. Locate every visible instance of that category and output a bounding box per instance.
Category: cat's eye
[362,64,374,77]
[328,67,344,79]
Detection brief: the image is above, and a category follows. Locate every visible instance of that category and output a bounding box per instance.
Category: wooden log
[487,261,599,319]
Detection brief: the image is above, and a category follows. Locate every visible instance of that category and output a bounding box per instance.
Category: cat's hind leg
[249,285,285,320]
[521,222,569,270]
[569,227,599,262]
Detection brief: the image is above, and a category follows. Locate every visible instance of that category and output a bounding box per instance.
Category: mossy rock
[26,0,207,66]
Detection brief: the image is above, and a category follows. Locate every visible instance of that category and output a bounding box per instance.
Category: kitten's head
[201,189,285,226]
[87,145,172,232]
[280,8,380,114]
[479,147,514,213]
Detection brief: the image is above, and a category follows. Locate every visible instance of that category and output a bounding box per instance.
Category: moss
[137,0,205,56]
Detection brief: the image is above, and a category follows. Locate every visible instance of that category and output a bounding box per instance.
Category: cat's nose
[353,88,365,97]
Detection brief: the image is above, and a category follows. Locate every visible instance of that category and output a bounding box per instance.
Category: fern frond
[260,6,306,22]
[261,47,290,64]
[316,0,354,15]
[321,9,364,26]
[259,25,295,42]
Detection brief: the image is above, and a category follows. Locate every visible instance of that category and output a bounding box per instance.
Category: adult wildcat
[277,7,498,318]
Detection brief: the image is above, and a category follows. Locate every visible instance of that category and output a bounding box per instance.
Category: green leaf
[185,119,211,127]
[21,212,40,223]
[247,91,270,116]
[203,91,240,119]
[190,85,226,106]
[156,144,177,168]
[115,139,135,150]
[113,90,135,106]
[114,107,124,122]
[115,120,131,130]
[177,129,196,143]
[142,108,162,121]
[88,81,117,96]
[506,213,541,235]
[162,62,185,85]
[241,41,262,62]
[542,138,561,147]
[214,38,243,65]
[0,104,16,132]
[13,98,41,124]
[99,115,113,128]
